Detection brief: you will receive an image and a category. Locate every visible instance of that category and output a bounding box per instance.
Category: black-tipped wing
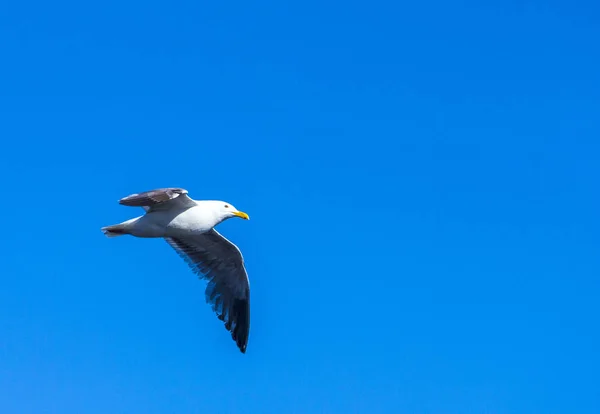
[165,230,250,353]
[119,187,196,211]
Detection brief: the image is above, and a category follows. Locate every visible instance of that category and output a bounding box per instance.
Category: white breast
[164,205,218,236]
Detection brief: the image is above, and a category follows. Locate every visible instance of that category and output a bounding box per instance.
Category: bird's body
[117,202,224,238]
[101,188,251,353]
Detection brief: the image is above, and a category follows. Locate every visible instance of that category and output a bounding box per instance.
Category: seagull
[101,187,251,353]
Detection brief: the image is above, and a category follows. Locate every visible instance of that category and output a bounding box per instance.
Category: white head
[204,200,250,223]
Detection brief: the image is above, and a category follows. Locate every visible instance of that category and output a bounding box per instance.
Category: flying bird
[101,187,251,353]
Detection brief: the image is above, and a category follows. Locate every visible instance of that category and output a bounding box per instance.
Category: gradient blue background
[1,1,599,413]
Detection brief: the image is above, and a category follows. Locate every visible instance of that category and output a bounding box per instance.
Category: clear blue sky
[1,1,599,413]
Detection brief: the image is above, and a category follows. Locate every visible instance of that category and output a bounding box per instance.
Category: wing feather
[165,229,250,353]
[119,187,195,211]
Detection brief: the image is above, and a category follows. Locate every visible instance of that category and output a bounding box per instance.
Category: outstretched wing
[165,229,250,353]
[119,187,196,211]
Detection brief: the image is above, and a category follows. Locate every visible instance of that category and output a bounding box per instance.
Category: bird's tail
[101,223,128,238]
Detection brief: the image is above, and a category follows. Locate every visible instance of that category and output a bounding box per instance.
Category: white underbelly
[164,206,215,237]
[129,206,215,238]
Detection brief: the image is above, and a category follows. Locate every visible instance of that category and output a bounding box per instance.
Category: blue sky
[1,1,599,413]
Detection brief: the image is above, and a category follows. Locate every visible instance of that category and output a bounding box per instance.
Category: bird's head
[214,201,250,222]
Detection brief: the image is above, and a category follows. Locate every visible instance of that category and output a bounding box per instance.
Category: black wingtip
[232,298,250,354]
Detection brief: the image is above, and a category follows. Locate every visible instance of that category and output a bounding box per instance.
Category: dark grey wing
[119,187,195,211]
[165,229,250,353]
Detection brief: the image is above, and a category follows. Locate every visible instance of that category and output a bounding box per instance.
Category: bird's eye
[224,204,229,208]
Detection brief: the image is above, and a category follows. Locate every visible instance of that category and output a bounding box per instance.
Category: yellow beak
[233,211,250,220]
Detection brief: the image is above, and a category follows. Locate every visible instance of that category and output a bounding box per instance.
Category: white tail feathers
[101,225,127,238]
